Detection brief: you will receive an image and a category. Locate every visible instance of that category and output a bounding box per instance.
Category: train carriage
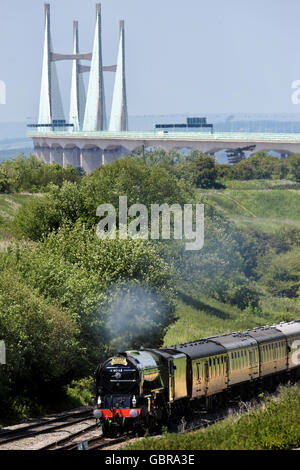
[169,340,227,398]
[246,327,287,377]
[210,333,259,386]
[93,319,300,436]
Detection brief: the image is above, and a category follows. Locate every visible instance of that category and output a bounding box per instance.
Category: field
[201,185,300,232]
[163,298,268,347]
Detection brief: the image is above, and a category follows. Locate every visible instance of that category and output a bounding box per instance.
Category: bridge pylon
[83,3,107,131]
[109,20,128,132]
[38,3,65,128]
[69,21,86,131]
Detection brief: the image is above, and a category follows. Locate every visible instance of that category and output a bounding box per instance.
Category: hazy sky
[1,0,300,123]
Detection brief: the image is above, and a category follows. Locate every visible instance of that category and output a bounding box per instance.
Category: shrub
[0,154,81,193]
[13,222,176,363]
[0,268,80,414]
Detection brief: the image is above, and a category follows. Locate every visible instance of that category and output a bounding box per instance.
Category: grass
[221,179,300,190]
[200,184,300,233]
[163,290,298,348]
[126,384,300,450]
[0,193,33,242]
[163,297,269,347]
[203,189,300,219]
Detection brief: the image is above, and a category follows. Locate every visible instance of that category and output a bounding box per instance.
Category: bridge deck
[27,130,300,143]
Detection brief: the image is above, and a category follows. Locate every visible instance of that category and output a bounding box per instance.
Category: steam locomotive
[93,320,300,436]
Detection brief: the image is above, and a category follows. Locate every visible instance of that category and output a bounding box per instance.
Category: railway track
[37,423,100,450]
[0,408,93,448]
[0,390,281,450]
[47,433,133,451]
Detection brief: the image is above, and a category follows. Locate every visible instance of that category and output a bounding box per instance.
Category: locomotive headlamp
[93,409,102,419]
[132,395,137,407]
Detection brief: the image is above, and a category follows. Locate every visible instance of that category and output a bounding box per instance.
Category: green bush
[12,222,175,362]
[0,154,81,193]
[258,248,300,298]
[14,158,194,241]
[287,153,300,182]
[0,267,80,415]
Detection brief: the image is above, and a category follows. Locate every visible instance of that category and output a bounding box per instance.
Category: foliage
[217,152,299,181]
[168,200,260,306]
[11,223,175,362]
[287,153,300,182]
[170,155,219,188]
[14,158,194,241]
[13,182,84,240]
[0,154,81,193]
[0,267,80,416]
[64,377,94,407]
[257,248,300,298]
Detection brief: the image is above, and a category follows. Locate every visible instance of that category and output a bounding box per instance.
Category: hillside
[200,182,300,233]
[165,179,300,356]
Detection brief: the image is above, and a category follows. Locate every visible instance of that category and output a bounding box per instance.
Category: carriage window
[242,350,245,367]
[209,358,212,376]
[196,363,201,381]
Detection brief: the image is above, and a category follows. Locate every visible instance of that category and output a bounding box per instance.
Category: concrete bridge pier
[40,146,51,164]
[80,147,102,173]
[34,146,43,161]
[63,147,80,168]
[102,146,130,164]
[50,146,63,166]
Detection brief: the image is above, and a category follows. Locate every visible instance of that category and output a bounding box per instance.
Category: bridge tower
[69,21,86,131]
[109,20,128,131]
[38,3,65,128]
[83,3,107,131]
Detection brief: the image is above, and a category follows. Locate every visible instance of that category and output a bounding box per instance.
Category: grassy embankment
[126,383,300,450]
[202,180,300,233]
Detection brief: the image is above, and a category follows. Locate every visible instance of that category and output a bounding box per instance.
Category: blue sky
[0,0,300,123]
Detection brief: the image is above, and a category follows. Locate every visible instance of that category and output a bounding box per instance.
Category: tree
[14,158,194,240]
[14,223,176,360]
[0,267,80,412]
[0,154,81,194]
[287,153,300,182]
[189,156,217,188]
[258,248,300,298]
